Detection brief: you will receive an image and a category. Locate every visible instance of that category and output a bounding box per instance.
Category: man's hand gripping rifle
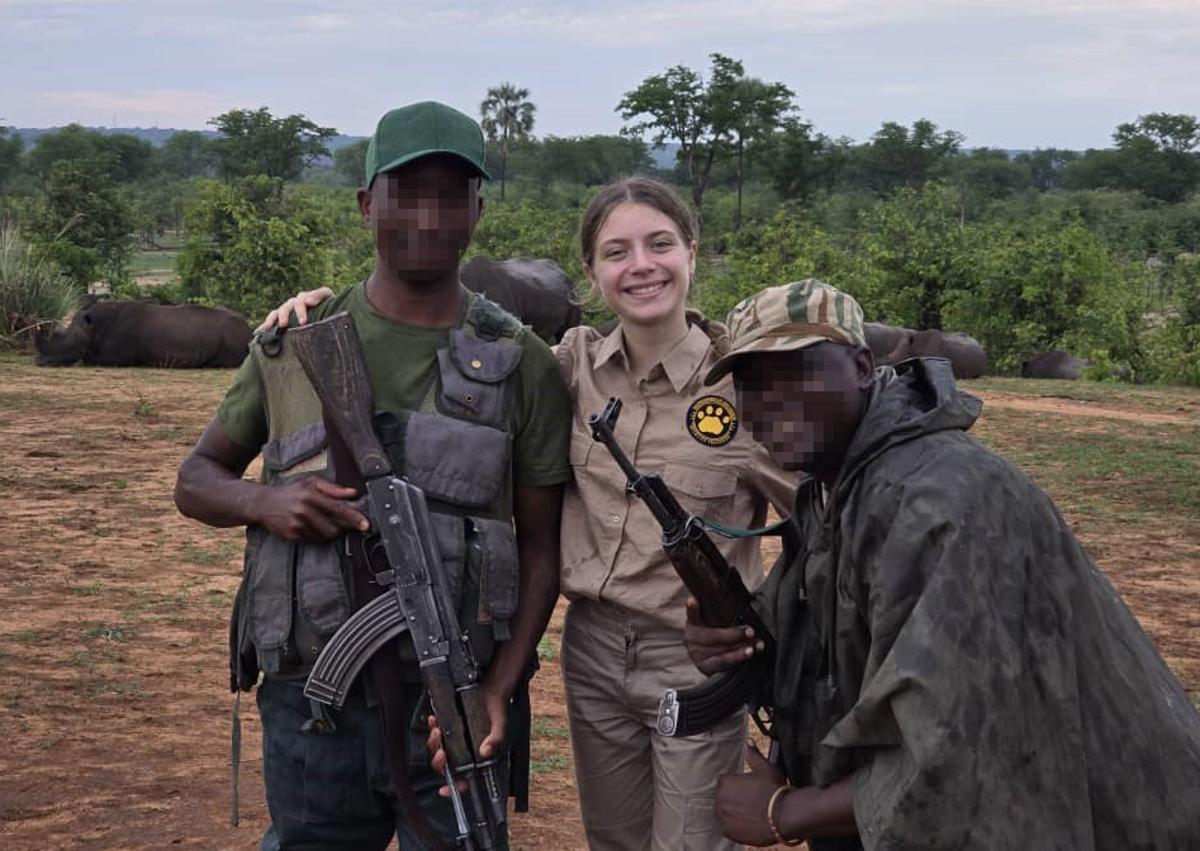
[588,397,776,741]
[289,313,505,851]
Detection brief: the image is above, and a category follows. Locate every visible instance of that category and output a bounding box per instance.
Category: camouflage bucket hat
[704,279,867,385]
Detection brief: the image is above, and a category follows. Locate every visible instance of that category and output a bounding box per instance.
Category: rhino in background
[34,299,252,368]
[864,322,988,379]
[864,322,910,363]
[461,256,582,343]
[1021,350,1089,380]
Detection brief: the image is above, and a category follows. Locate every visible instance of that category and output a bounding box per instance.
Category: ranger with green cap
[684,279,1200,849]
[175,101,572,850]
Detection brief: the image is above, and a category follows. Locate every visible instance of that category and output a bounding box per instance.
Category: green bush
[33,159,136,290]
[847,182,978,330]
[940,214,1145,374]
[692,207,849,322]
[0,224,79,344]
[469,198,583,282]
[1140,254,1200,385]
[177,177,369,319]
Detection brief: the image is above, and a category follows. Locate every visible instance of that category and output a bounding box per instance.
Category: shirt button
[609,514,621,524]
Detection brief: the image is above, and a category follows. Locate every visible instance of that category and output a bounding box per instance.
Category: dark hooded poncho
[758,358,1200,850]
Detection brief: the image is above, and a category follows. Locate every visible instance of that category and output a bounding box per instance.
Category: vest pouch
[245,526,295,675]
[405,411,511,508]
[292,541,351,669]
[436,330,522,426]
[429,511,468,606]
[261,421,328,482]
[468,517,519,641]
[229,567,257,692]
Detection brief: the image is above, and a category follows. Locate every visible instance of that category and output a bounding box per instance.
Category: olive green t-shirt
[217,283,572,493]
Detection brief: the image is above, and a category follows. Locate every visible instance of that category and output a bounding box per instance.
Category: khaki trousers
[561,599,746,851]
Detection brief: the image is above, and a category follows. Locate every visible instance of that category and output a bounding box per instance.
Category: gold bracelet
[767,784,802,846]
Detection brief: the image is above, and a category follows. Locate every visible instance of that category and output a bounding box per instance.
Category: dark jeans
[257,677,476,851]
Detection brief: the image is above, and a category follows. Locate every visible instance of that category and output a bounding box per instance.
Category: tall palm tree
[480,83,535,201]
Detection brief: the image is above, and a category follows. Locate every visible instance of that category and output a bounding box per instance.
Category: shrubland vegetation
[2,55,1199,383]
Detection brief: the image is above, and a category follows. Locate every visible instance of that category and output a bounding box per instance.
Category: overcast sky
[3,0,1198,149]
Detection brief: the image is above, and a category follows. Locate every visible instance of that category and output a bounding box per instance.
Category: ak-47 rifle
[588,397,776,741]
[290,312,505,851]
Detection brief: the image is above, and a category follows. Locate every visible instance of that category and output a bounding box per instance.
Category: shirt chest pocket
[662,463,740,523]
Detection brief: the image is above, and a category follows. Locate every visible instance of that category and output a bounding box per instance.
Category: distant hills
[7,127,1044,170]
[10,126,369,166]
[12,126,197,148]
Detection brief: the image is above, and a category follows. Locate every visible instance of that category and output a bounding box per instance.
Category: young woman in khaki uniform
[258,177,794,850]
[556,178,795,851]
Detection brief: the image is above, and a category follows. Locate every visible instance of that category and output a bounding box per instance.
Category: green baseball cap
[704,279,867,385]
[364,101,490,187]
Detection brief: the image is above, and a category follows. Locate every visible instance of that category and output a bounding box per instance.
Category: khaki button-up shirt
[555,318,799,630]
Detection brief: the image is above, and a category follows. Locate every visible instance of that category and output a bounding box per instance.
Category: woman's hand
[254,287,336,333]
[683,596,765,675]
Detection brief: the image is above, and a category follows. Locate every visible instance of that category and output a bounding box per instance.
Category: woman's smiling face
[586,201,696,329]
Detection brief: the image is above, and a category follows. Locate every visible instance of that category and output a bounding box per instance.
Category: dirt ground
[0,357,1197,850]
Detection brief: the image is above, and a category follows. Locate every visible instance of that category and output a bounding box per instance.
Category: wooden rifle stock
[288,312,391,482]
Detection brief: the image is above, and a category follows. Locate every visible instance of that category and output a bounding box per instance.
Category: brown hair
[579,177,697,269]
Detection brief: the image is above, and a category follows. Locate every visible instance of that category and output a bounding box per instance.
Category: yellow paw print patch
[687,395,738,447]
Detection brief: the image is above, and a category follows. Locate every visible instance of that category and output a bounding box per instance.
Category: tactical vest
[230,293,525,687]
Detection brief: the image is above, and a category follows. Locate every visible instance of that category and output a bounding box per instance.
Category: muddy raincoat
[758,357,1200,850]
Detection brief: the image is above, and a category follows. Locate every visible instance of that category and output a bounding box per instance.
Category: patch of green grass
[529,754,570,775]
[106,681,145,697]
[68,581,104,597]
[80,679,144,698]
[128,249,178,276]
[84,624,130,643]
[182,543,218,565]
[36,737,60,751]
[7,629,54,645]
[133,396,154,417]
[120,587,191,617]
[536,635,558,662]
[963,377,1200,418]
[974,410,1200,519]
[40,475,90,493]
[67,650,99,673]
[111,478,128,490]
[0,390,48,411]
[532,718,570,740]
[149,425,188,440]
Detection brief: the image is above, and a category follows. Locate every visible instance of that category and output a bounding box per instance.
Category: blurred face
[734,343,874,476]
[359,154,482,284]
[586,202,696,328]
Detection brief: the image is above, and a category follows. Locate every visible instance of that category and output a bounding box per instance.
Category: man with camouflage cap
[176,102,571,850]
[684,279,1200,848]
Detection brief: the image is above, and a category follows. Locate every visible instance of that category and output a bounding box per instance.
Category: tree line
[1,55,1199,385]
